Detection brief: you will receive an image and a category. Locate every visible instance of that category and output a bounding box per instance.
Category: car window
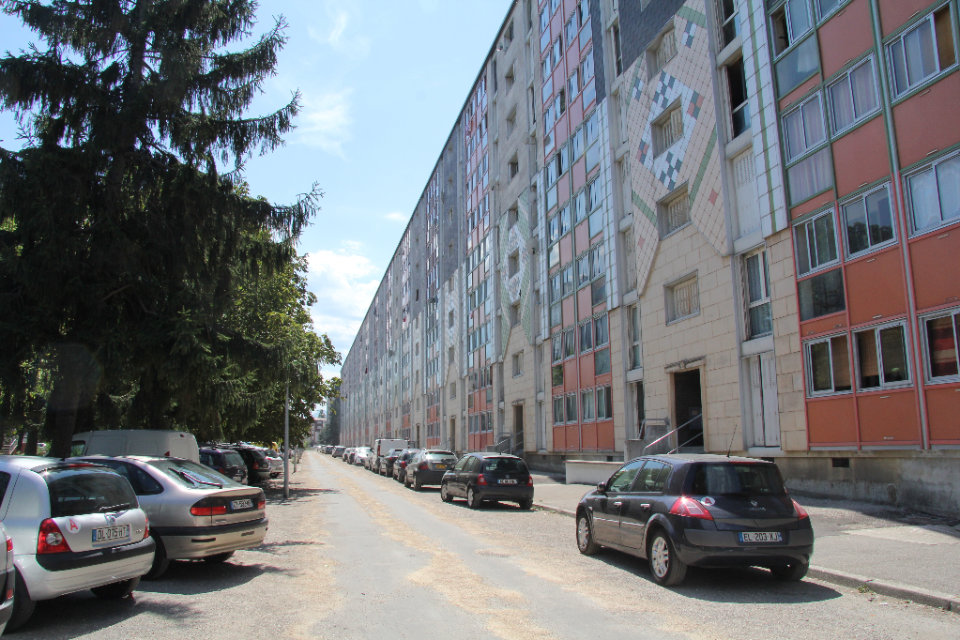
[425,453,457,463]
[631,461,669,493]
[481,458,526,473]
[0,472,10,503]
[200,453,213,466]
[465,457,481,473]
[44,467,139,517]
[223,451,245,467]
[606,460,644,492]
[690,464,786,497]
[454,457,470,471]
[147,459,243,490]
[69,441,86,457]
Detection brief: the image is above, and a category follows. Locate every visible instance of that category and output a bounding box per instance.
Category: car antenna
[726,422,740,458]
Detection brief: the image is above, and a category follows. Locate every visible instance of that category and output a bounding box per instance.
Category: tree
[0,0,332,456]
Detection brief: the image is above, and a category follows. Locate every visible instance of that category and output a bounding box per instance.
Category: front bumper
[677,528,815,567]
[154,517,269,560]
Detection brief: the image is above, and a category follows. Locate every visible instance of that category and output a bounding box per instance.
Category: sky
[0,0,515,379]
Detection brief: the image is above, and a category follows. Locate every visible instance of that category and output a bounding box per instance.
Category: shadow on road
[136,560,287,596]
[263,486,338,505]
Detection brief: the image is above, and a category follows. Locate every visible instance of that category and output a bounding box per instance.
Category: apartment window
[628,305,641,370]
[905,152,960,234]
[579,320,593,353]
[552,333,563,363]
[574,189,587,223]
[805,334,852,396]
[795,209,838,275]
[596,385,613,420]
[505,64,515,92]
[507,251,520,278]
[508,155,519,180]
[553,396,565,424]
[798,268,845,321]
[560,205,571,236]
[577,253,591,288]
[659,188,691,238]
[506,108,517,136]
[771,0,813,56]
[594,314,609,347]
[816,0,842,20]
[650,29,677,77]
[775,33,820,97]
[581,389,595,421]
[595,348,611,375]
[565,14,578,46]
[568,68,580,99]
[784,94,825,162]
[855,323,911,389]
[550,0,560,15]
[550,301,561,326]
[744,249,772,339]
[789,147,833,205]
[888,5,956,98]
[924,310,960,381]
[588,178,603,212]
[565,394,578,424]
[509,302,520,327]
[552,363,564,386]
[727,57,751,138]
[572,126,584,160]
[718,0,740,48]
[448,345,454,362]
[667,275,700,323]
[540,7,550,34]
[842,184,895,257]
[828,57,879,134]
[654,104,684,156]
[613,25,623,76]
[564,327,576,359]
[512,351,524,377]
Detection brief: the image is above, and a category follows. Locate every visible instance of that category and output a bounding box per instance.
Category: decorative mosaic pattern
[498,188,534,358]
[682,20,698,48]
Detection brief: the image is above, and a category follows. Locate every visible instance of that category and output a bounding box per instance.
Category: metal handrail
[494,435,513,453]
[642,414,704,455]
[638,417,668,440]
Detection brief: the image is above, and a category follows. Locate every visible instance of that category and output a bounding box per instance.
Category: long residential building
[339,0,960,515]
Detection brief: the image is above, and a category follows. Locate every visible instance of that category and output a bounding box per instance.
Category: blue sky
[0,0,514,377]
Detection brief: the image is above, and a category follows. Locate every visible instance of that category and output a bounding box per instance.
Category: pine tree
[0,0,331,456]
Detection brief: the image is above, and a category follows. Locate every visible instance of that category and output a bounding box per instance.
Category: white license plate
[739,531,783,543]
[499,479,518,485]
[92,524,131,544]
[231,499,253,510]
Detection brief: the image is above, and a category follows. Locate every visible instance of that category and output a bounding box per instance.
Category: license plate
[739,531,783,543]
[231,499,253,510]
[92,524,131,544]
[499,479,517,485]
[435,464,446,469]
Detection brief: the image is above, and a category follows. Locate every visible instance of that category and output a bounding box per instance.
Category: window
[448,310,455,328]
[744,249,772,339]
[816,0,842,20]
[512,351,524,377]
[596,386,613,420]
[806,334,852,396]
[799,268,845,321]
[581,51,596,105]
[564,327,576,359]
[577,253,590,288]
[788,147,833,205]
[450,383,457,399]
[581,389,595,421]
[508,251,520,277]
[591,276,606,306]
[505,64,516,92]
[888,5,956,98]
[579,320,594,353]
[560,205,571,236]
[562,264,575,297]
[727,57,751,138]
[651,29,677,76]
[588,178,602,212]
[828,58,879,134]
[629,305,642,370]
[594,348,611,375]
[783,94,825,162]
[795,209,838,275]
[508,155,519,180]
[906,152,960,234]
[509,301,520,327]
[842,184,895,257]
[659,188,691,238]
[667,275,700,323]
[540,7,550,34]
[553,396,565,424]
[924,310,960,381]
[552,363,564,386]
[654,105,684,155]
[855,323,911,389]
[568,68,580,99]
[552,333,563,363]
[565,394,578,424]
[718,0,740,48]
[565,14,578,45]
[771,0,813,56]
[594,314,609,346]
[613,24,623,76]
[574,189,587,222]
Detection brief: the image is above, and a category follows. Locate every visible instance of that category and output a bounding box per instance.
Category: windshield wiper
[172,469,222,487]
[98,503,133,513]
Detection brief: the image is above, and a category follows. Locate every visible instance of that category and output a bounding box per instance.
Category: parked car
[200,448,248,484]
[72,455,268,579]
[354,447,373,468]
[440,453,533,509]
[405,450,458,490]
[392,449,421,483]
[70,430,200,462]
[0,456,155,631]
[372,439,407,473]
[228,447,273,484]
[332,446,345,458]
[0,522,15,634]
[379,449,404,477]
[574,454,815,587]
[342,447,355,463]
[263,449,284,478]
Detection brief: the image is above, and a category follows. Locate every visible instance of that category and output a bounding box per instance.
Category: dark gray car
[440,453,533,509]
[404,450,457,490]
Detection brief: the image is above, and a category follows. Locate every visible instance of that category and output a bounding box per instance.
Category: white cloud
[296,88,353,157]
[307,2,371,58]
[384,211,407,223]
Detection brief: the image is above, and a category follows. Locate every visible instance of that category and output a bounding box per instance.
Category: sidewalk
[529,473,960,613]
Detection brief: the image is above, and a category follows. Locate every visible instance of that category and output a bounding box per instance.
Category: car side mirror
[597,481,607,493]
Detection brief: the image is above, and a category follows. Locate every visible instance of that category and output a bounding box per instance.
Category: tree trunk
[24,426,38,456]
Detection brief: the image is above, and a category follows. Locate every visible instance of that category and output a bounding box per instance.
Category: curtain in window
[938,155,960,222]
[908,168,941,230]
[927,316,959,378]
[850,61,878,117]
[856,330,880,388]
[789,148,833,204]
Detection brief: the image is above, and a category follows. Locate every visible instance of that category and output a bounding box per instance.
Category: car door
[592,459,645,546]
[618,460,670,550]
[450,456,470,496]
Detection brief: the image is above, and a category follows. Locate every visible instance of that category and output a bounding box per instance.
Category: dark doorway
[513,405,524,452]
[673,370,703,450]
[634,383,646,439]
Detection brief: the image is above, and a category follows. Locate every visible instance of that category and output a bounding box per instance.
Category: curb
[533,502,960,614]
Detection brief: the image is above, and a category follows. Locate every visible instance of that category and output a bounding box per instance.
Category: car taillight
[252,462,260,470]
[5,537,12,552]
[37,519,72,554]
[792,499,809,520]
[257,499,266,510]
[669,496,714,521]
[143,516,150,540]
[419,462,429,470]
[527,476,534,486]
[399,461,407,468]
[190,497,228,516]
[477,474,488,486]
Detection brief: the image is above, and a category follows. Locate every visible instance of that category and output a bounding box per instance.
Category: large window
[667,275,700,323]
[827,57,879,134]
[783,94,825,162]
[594,314,609,347]
[776,35,820,97]
[654,105,684,156]
[887,5,956,98]
[924,310,960,381]
[798,268,845,321]
[771,0,813,56]
[564,326,576,359]
[659,188,691,238]
[553,396,565,424]
[581,389,595,421]
[594,348,611,375]
[805,334,852,396]
[744,249,772,339]
[596,386,613,420]
[649,29,677,77]
[579,320,593,353]
[842,184,895,257]
[565,393,578,424]
[855,323,911,389]
[628,305,642,370]
[795,209,838,275]
[727,57,751,138]
[906,152,960,234]
[717,0,740,49]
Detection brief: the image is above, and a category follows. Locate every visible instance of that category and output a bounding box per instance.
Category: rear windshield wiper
[98,503,133,513]
[173,469,222,488]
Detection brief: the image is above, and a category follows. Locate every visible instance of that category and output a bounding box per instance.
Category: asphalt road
[13,452,959,639]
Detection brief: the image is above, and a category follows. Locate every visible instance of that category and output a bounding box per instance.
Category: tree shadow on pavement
[136,560,288,596]
[263,487,338,505]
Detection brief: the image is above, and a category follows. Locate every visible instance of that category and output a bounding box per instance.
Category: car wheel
[576,513,600,555]
[7,569,36,631]
[518,499,533,511]
[648,531,687,586]
[203,551,235,563]
[413,476,422,491]
[440,482,453,503]
[91,576,140,599]
[467,486,482,509]
[771,562,809,582]
[270,473,279,478]
[404,473,411,488]
[143,535,170,580]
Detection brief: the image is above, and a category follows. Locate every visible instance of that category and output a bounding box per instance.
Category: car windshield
[482,458,527,473]
[44,467,139,517]
[148,459,244,490]
[425,453,457,463]
[691,464,786,497]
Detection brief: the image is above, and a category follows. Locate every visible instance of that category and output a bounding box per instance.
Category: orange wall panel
[910,226,960,310]
[819,0,875,79]
[832,117,891,198]
[559,234,572,266]
[562,295,576,326]
[578,287,592,321]
[552,426,566,451]
[807,396,858,443]
[926,385,960,441]
[572,157,586,192]
[791,193,835,220]
[564,360,578,391]
[557,174,570,208]
[845,248,907,325]
[779,75,821,110]
[894,73,960,168]
[878,0,938,36]
[581,422,598,451]
[857,391,920,443]
[566,424,581,451]
[597,421,615,451]
[579,353,595,387]
[800,311,847,339]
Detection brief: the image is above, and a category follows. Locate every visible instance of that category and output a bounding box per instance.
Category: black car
[200,447,249,484]
[379,449,403,477]
[404,450,457,490]
[227,446,273,484]
[440,453,534,509]
[392,449,421,483]
[574,454,814,586]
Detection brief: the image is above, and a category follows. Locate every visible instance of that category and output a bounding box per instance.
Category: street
[15,452,959,640]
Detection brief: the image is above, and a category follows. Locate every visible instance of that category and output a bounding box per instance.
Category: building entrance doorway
[673,370,703,450]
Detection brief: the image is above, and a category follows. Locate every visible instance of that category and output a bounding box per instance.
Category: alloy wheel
[577,518,590,551]
[651,536,670,579]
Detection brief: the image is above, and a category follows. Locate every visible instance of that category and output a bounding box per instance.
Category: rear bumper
[677,528,815,567]
[476,486,534,502]
[0,568,14,626]
[154,518,269,560]
[412,470,447,485]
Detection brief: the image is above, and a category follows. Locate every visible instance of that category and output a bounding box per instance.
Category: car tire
[413,476,422,491]
[771,562,809,582]
[440,482,453,502]
[7,569,36,631]
[143,535,170,580]
[91,576,140,600]
[203,551,235,563]
[518,499,533,511]
[404,473,411,488]
[467,486,482,509]
[648,531,687,587]
[576,513,600,555]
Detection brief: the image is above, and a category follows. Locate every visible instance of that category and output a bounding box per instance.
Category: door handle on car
[640,503,651,510]
[613,501,623,508]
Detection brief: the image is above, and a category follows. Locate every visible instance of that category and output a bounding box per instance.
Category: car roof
[465,452,521,459]
[636,453,775,465]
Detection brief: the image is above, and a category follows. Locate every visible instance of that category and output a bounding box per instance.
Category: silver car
[73,456,268,579]
[0,457,155,631]
[0,521,16,634]
[262,449,283,478]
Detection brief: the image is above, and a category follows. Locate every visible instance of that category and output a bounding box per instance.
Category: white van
[70,430,200,462]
